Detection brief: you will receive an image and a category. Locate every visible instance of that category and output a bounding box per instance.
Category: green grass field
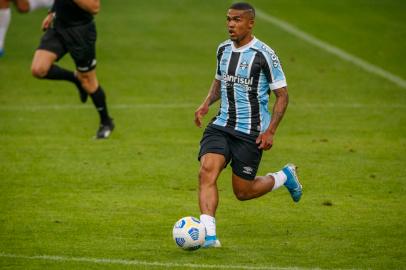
[1,1,405,269]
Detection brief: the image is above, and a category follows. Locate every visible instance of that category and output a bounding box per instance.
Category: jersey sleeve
[214,43,230,81]
[215,45,223,80]
[262,51,287,90]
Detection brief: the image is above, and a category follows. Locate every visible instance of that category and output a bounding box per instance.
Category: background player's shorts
[198,124,263,180]
[38,21,97,72]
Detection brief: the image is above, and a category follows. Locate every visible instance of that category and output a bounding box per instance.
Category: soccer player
[194,2,302,248]
[30,0,114,139]
[0,0,53,56]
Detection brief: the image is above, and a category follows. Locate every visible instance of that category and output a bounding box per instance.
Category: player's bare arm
[41,12,54,31]
[73,0,99,15]
[194,79,221,128]
[256,87,289,150]
[206,79,221,106]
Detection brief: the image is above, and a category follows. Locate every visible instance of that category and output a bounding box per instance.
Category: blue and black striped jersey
[212,37,287,136]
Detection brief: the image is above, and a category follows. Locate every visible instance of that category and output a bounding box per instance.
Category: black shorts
[198,124,263,180]
[38,22,97,72]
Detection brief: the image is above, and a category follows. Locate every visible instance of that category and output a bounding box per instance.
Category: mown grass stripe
[256,9,406,89]
[0,103,404,111]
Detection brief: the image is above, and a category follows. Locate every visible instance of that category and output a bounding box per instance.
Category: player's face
[226,9,254,44]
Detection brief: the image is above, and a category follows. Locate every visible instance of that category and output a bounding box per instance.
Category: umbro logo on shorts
[243,166,253,175]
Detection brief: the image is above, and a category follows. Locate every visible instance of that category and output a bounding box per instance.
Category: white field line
[0,103,196,111]
[256,9,406,89]
[0,252,364,270]
[0,103,404,111]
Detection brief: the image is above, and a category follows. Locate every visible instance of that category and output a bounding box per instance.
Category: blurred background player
[194,2,303,248]
[30,0,114,139]
[0,0,53,56]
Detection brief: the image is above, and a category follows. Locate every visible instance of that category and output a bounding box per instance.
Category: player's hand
[194,103,209,128]
[42,13,54,31]
[256,130,274,150]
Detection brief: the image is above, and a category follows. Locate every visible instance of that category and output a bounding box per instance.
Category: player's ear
[248,18,255,29]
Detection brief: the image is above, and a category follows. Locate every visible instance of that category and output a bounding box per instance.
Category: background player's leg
[31,49,88,103]
[199,153,225,247]
[31,49,58,78]
[77,70,114,139]
[76,69,98,94]
[0,0,11,56]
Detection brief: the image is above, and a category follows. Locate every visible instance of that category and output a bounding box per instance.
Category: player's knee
[31,65,48,78]
[232,181,253,201]
[233,189,251,201]
[77,74,97,93]
[77,76,88,87]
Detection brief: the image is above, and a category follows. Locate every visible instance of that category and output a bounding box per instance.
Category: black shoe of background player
[73,76,88,103]
[96,118,114,139]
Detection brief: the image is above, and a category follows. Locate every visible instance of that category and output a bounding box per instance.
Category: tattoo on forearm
[207,81,221,105]
[269,90,288,132]
[209,87,221,105]
[272,111,285,123]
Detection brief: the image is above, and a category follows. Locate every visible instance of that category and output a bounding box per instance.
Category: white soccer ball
[172,216,206,250]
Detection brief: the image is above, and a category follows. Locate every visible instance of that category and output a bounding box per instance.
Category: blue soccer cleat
[0,49,4,57]
[282,163,303,202]
[203,235,221,248]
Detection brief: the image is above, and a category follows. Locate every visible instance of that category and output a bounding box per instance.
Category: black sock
[44,64,76,82]
[90,86,110,124]
[44,65,86,101]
